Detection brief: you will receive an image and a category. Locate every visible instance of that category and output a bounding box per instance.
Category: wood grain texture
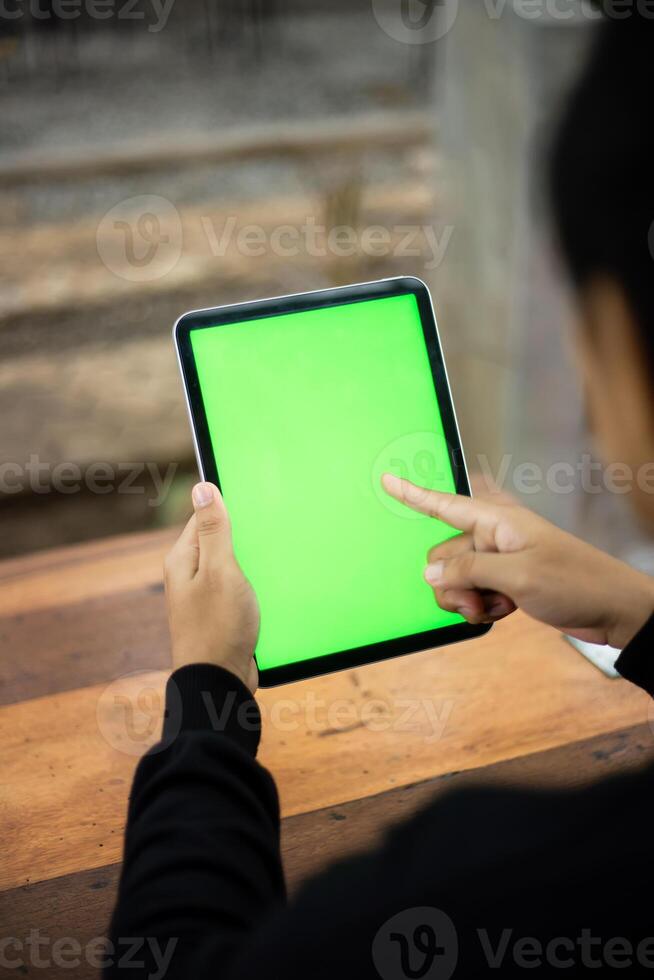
[280,720,654,887]
[1,723,651,980]
[0,527,175,619]
[0,528,174,704]
[0,586,170,706]
[0,111,431,186]
[1,610,650,892]
[0,527,175,583]
[0,529,179,618]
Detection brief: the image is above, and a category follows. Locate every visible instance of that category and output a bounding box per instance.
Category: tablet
[174,277,490,687]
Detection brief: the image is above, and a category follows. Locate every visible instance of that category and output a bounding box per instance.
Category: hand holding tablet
[174,277,490,686]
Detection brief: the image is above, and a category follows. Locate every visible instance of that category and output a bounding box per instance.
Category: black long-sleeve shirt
[106,617,654,979]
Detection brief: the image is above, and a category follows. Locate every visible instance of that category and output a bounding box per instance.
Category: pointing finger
[382,473,483,532]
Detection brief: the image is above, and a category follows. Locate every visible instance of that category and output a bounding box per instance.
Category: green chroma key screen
[184,284,475,684]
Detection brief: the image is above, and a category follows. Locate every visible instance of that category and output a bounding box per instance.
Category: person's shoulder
[384,758,654,885]
[230,762,654,978]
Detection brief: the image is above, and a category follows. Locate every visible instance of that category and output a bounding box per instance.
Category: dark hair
[549,19,654,364]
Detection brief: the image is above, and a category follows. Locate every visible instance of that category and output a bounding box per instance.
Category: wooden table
[1,529,652,977]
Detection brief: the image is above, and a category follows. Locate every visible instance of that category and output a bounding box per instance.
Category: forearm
[105,665,285,980]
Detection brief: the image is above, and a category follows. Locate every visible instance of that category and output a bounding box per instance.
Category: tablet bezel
[174,277,491,687]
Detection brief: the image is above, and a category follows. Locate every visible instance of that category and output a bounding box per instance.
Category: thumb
[192,482,232,567]
[426,550,517,598]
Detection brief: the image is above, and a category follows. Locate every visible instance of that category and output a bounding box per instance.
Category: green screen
[190,293,463,672]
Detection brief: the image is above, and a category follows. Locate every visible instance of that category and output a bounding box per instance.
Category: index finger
[381,473,481,532]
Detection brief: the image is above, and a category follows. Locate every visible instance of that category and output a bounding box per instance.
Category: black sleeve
[615,611,654,695]
[104,664,285,980]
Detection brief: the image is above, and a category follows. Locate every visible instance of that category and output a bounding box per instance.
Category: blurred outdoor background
[0,0,648,568]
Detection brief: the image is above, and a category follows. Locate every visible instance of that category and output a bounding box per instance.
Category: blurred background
[0,0,648,568]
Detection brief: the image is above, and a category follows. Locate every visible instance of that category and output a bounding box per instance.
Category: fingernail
[457,606,474,620]
[424,561,444,585]
[382,472,402,490]
[192,482,214,508]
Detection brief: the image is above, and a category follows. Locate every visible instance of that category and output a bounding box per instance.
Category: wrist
[171,646,258,694]
[164,663,261,755]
